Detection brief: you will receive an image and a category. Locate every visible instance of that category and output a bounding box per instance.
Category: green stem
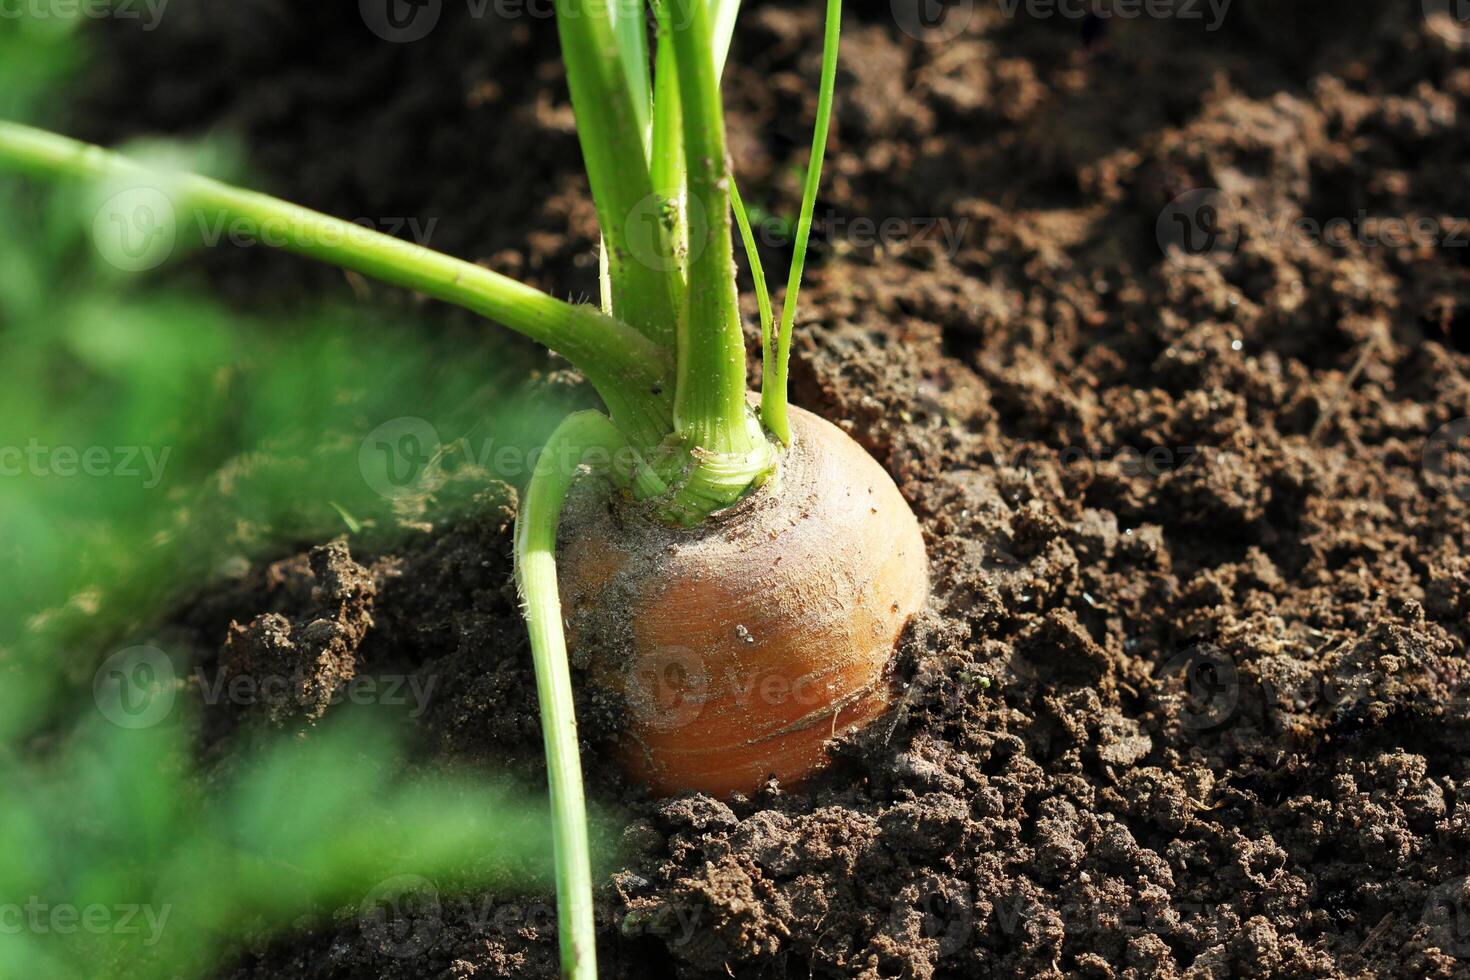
[650,2,688,293]
[513,410,631,980]
[607,0,652,148]
[730,178,775,398]
[0,120,675,449]
[666,0,763,458]
[556,0,678,347]
[761,0,842,445]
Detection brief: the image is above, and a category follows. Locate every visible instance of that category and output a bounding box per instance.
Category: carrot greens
[0,1,848,976]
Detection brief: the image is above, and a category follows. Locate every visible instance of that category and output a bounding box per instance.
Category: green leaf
[711,0,741,76]
[761,0,843,444]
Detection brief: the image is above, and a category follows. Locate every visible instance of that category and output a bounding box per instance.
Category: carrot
[560,407,928,796]
[0,0,912,973]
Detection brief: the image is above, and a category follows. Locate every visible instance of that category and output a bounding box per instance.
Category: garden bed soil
[76,1,1470,977]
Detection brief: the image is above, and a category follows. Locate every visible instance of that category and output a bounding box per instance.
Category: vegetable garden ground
[71,2,1470,976]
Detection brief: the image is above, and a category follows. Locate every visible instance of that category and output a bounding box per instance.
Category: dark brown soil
[75,1,1470,977]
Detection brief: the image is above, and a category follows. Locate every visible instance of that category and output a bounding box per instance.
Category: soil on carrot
[75,1,1470,976]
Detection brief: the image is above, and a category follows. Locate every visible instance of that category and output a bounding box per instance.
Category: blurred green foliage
[1,712,562,979]
[0,7,80,121]
[0,11,592,978]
